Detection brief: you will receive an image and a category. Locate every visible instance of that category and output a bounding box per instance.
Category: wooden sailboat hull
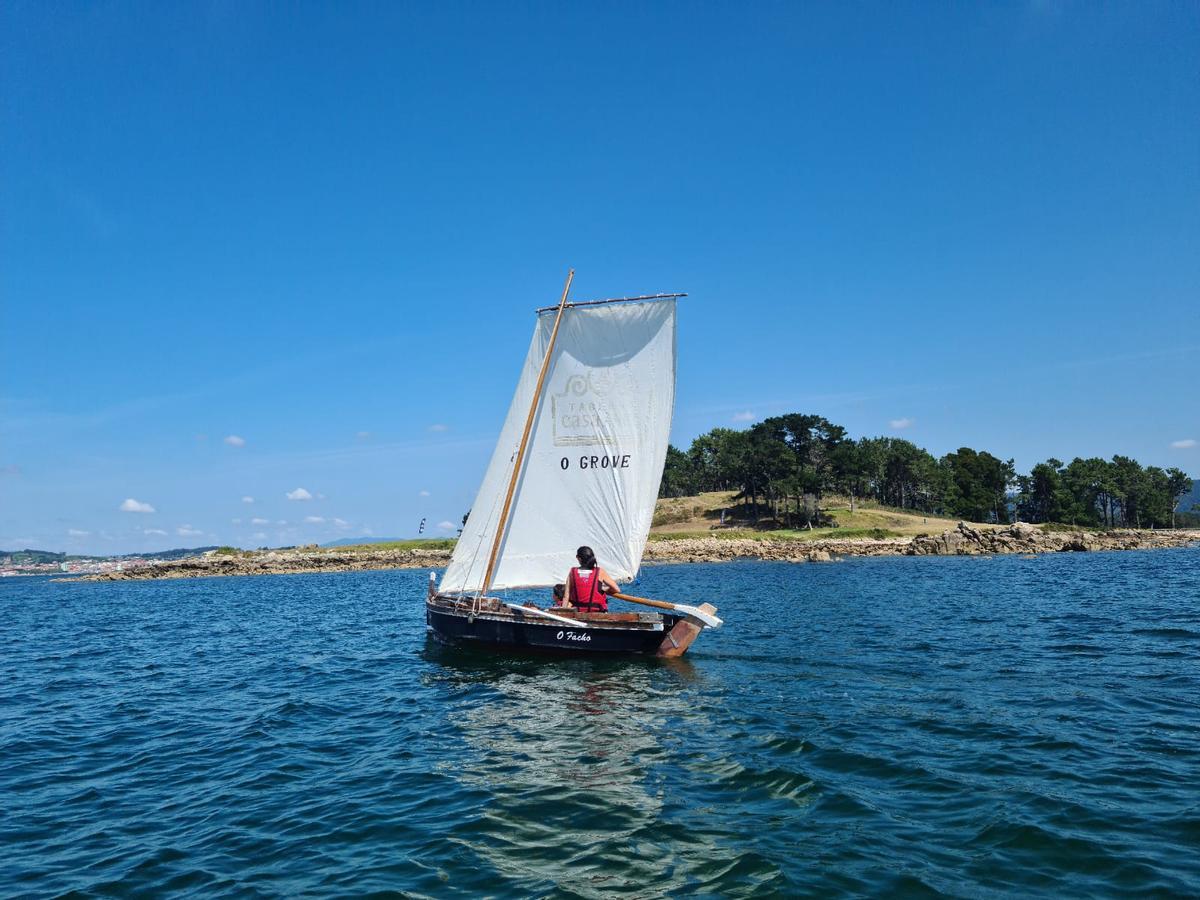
[425,596,699,656]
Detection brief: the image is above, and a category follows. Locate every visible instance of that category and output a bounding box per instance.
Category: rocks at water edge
[904,521,1196,556]
[640,524,1197,563]
[643,537,910,563]
[72,524,1199,582]
[79,547,454,582]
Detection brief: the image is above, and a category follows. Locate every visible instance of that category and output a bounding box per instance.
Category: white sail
[441,298,677,593]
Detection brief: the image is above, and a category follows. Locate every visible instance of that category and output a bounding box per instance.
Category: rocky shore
[75,523,1199,582]
[644,522,1199,564]
[904,522,1198,556]
[78,547,455,582]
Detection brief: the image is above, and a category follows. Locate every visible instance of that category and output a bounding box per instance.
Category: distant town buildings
[0,556,151,577]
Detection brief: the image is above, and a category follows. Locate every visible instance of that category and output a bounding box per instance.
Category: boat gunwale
[427,594,669,632]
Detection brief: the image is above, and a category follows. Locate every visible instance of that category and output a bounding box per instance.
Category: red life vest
[569,567,608,613]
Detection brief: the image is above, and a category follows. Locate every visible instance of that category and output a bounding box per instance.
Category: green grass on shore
[318,538,457,553]
[651,491,964,538]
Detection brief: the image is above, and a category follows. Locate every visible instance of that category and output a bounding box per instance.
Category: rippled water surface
[3,549,1200,897]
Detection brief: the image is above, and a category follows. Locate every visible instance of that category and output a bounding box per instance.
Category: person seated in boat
[566,546,619,613]
[551,583,566,607]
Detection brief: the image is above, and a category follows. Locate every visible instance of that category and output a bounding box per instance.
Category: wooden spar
[534,292,686,313]
[479,269,575,596]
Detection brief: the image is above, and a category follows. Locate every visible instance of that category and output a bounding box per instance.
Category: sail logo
[550,370,631,446]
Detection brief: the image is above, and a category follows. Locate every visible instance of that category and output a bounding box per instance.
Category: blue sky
[2,2,1197,554]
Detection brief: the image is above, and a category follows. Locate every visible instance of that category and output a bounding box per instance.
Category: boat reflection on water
[421,638,738,893]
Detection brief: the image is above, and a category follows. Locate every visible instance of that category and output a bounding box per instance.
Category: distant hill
[1,546,220,564]
[129,546,220,561]
[0,548,77,564]
[1181,479,1200,513]
[321,537,407,548]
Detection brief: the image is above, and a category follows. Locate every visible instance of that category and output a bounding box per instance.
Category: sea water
[2,550,1198,897]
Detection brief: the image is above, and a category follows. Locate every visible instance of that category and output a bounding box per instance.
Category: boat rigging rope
[462,444,518,614]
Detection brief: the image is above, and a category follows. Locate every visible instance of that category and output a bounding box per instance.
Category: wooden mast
[479,269,575,596]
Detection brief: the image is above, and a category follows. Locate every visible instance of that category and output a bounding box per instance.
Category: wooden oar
[611,593,723,629]
[499,601,588,628]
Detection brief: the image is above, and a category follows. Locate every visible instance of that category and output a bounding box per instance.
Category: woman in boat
[565,546,619,613]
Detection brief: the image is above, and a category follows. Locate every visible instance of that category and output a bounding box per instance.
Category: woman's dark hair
[576,545,597,569]
[553,583,565,600]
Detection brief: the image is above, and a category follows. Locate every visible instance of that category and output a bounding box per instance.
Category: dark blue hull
[426,600,681,656]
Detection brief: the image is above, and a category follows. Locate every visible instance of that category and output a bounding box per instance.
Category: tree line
[658,413,1197,529]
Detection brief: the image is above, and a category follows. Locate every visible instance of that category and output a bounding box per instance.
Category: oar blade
[677,604,723,629]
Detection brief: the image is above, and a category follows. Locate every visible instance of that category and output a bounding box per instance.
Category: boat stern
[655,602,720,658]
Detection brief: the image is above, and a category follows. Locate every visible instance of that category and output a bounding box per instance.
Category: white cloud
[356,431,371,440]
[68,528,90,537]
[143,528,168,536]
[276,520,287,526]
[251,517,269,525]
[418,490,431,497]
[224,435,246,447]
[1170,439,1196,449]
[437,520,456,531]
[428,423,450,432]
[333,518,350,528]
[242,496,254,504]
[231,518,242,525]
[304,516,325,524]
[120,498,156,513]
[177,525,203,537]
[286,488,313,501]
[251,531,267,541]
[731,411,755,423]
[889,417,915,430]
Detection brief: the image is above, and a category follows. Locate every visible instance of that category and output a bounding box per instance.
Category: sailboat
[426,271,722,657]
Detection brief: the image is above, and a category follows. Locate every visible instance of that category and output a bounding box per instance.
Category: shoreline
[71,522,1200,582]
